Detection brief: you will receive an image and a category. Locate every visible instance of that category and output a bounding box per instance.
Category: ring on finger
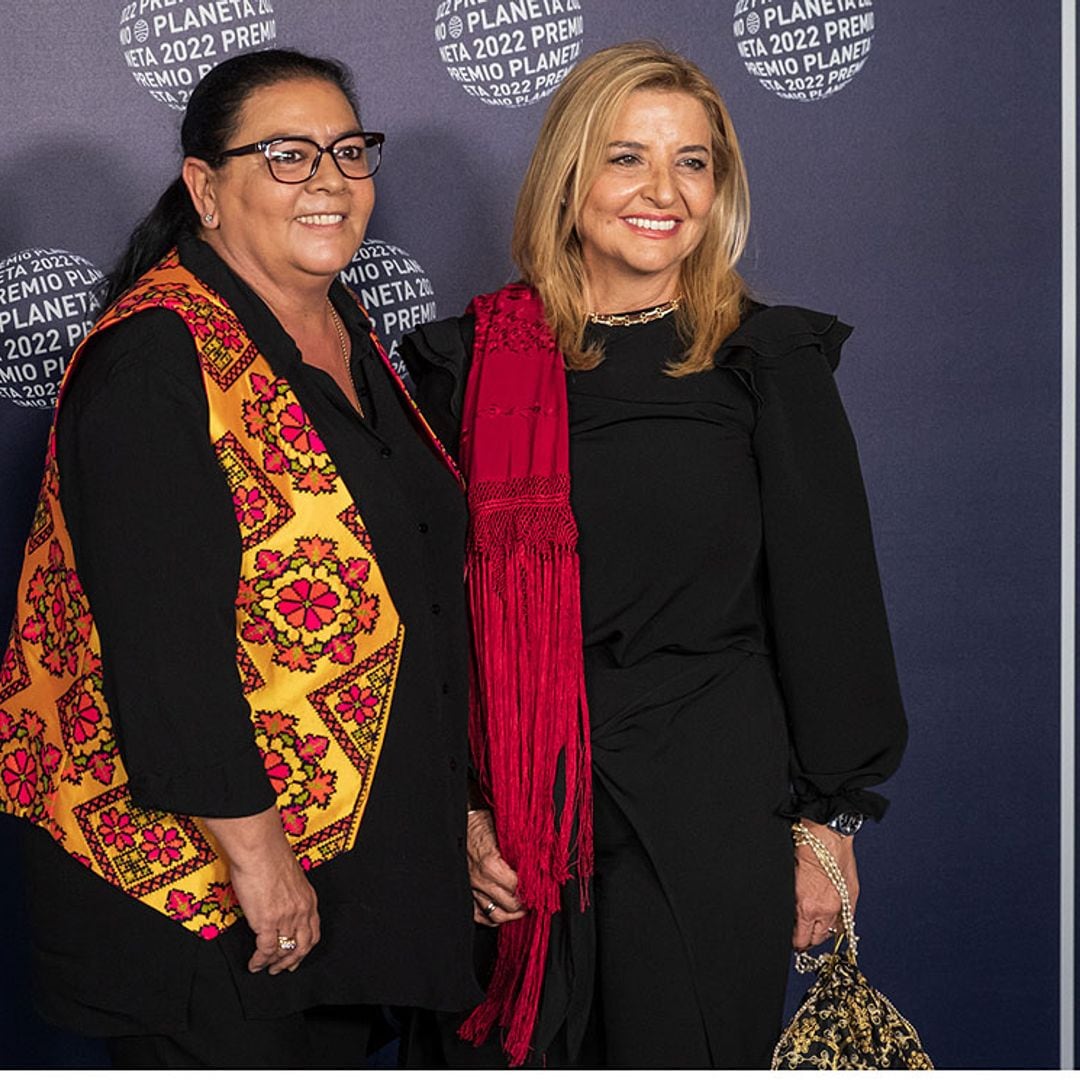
[484,900,497,917]
[277,935,298,951]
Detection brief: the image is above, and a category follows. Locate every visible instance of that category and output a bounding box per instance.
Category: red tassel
[459,477,593,1066]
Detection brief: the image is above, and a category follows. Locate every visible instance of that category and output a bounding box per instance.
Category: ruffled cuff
[777,778,889,824]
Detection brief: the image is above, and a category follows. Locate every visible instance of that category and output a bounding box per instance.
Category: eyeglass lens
[265,136,381,181]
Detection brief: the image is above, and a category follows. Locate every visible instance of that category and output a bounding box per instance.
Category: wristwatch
[825,811,865,837]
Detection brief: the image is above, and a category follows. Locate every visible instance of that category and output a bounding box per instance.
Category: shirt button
[418,522,429,534]
[431,603,441,615]
[457,836,464,850]
[380,446,392,458]
[441,682,450,695]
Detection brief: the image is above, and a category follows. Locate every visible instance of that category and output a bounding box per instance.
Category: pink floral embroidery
[141,823,184,866]
[249,372,278,402]
[298,536,335,564]
[233,486,267,528]
[297,734,328,762]
[280,804,306,836]
[243,400,268,436]
[262,750,291,794]
[209,883,237,910]
[257,711,296,738]
[297,469,334,494]
[336,685,380,725]
[89,751,114,785]
[354,595,379,633]
[241,617,274,645]
[98,808,136,849]
[255,550,287,578]
[166,889,202,921]
[275,579,340,632]
[307,768,335,808]
[327,635,355,665]
[0,711,16,740]
[2,749,37,807]
[212,318,243,350]
[40,743,62,771]
[70,692,101,744]
[280,404,325,455]
[276,644,316,672]
[341,559,370,587]
[263,446,287,474]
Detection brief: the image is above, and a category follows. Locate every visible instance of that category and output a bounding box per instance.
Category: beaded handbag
[771,823,933,1070]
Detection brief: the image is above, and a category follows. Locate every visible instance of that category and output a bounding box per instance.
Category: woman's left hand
[792,818,859,950]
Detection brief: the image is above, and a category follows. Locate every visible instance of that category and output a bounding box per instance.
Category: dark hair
[99,49,360,310]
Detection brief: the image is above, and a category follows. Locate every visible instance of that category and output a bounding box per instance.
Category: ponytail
[98,178,199,311]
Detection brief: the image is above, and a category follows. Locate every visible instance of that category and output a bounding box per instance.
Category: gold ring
[278,935,298,951]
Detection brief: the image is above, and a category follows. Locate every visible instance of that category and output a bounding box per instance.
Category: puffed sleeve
[400,315,475,459]
[729,306,907,822]
[56,309,276,818]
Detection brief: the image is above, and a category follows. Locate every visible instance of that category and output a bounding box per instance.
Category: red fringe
[458,475,593,1066]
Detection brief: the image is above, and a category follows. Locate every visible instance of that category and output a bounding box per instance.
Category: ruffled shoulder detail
[400,314,476,426]
[712,303,853,407]
[401,315,473,381]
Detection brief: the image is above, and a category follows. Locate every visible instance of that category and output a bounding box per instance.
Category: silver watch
[825,811,865,837]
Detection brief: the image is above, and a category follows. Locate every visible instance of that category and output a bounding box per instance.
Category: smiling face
[576,88,717,313]
[186,77,373,300]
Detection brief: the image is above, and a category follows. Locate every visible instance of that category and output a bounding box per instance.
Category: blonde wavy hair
[512,41,752,377]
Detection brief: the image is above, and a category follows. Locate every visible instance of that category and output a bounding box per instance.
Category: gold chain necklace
[587,296,681,327]
[327,300,363,418]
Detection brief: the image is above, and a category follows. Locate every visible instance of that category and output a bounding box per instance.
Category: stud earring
[204,213,214,223]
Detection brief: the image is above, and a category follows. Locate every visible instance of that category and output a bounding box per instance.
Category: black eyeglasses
[219,131,385,184]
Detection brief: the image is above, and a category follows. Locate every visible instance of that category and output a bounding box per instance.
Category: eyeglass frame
[217,131,386,184]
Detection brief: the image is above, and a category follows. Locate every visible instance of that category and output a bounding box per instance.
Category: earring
[204,213,214,223]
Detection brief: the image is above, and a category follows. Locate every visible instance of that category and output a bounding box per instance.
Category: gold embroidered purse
[771,823,933,1070]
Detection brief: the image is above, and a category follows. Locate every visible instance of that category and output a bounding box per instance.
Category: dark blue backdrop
[0,1,1068,1067]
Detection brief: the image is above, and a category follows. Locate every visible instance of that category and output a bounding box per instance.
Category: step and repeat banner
[0,1,1065,1067]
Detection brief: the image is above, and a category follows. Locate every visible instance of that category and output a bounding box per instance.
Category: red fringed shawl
[456,284,594,1065]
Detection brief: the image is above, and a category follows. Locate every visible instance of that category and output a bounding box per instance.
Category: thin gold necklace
[327,300,363,418]
[587,296,681,327]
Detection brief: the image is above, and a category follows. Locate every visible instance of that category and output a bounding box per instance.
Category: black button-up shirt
[23,237,479,1035]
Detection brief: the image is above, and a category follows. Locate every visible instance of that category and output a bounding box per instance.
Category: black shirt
[23,237,480,1036]
[403,304,906,823]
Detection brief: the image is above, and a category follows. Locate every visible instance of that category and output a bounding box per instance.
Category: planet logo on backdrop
[435,0,584,108]
[119,0,278,110]
[340,240,436,377]
[0,249,103,409]
[732,0,875,102]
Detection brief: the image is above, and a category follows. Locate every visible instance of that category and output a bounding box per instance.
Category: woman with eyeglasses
[0,49,478,1066]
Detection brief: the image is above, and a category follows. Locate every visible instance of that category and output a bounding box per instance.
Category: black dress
[400,303,907,1067]
[18,238,480,1063]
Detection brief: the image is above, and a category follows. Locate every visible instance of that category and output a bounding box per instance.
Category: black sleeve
[400,315,475,459]
[56,309,275,818]
[749,310,907,822]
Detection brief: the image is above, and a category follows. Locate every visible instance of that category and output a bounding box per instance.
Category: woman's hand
[202,806,320,974]
[792,818,859,950]
[466,809,526,925]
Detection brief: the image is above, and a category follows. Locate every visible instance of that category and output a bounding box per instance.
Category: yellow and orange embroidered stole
[0,250,460,937]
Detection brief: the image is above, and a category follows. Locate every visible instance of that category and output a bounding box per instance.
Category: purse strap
[792,821,859,968]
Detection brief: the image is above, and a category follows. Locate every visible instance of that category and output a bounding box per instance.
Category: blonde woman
[403,41,907,1068]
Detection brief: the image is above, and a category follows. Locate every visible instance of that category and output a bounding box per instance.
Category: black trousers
[107,938,385,1068]
[404,783,735,1068]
